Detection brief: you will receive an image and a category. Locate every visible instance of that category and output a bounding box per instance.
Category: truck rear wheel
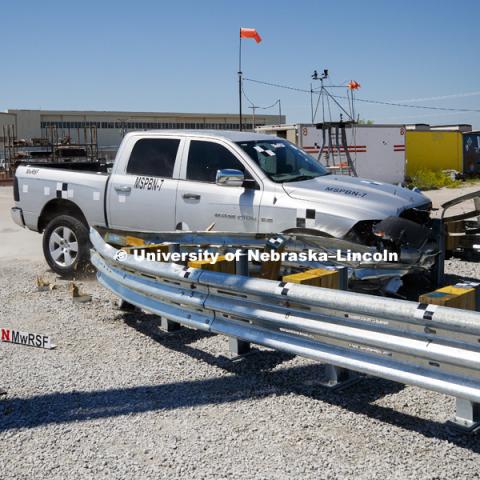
[42,215,90,276]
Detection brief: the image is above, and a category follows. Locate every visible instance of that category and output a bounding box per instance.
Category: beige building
[1,109,284,150]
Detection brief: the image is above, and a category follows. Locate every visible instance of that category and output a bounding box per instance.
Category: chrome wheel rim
[48,226,79,267]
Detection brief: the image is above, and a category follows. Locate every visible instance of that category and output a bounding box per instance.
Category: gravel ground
[1,257,480,479]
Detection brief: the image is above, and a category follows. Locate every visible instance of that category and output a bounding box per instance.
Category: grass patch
[407,170,461,190]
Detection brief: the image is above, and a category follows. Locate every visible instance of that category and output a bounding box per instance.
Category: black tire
[42,215,90,276]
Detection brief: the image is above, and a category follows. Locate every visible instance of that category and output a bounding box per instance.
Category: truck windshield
[236,139,329,183]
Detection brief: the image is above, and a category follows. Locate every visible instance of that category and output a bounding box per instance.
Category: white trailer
[256,124,406,184]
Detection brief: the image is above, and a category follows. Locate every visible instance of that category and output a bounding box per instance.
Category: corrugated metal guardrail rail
[90,228,480,433]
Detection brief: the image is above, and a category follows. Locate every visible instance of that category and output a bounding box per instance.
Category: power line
[243,77,480,113]
[245,77,311,94]
[242,84,280,110]
[347,96,480,113]
[391,91,480,103]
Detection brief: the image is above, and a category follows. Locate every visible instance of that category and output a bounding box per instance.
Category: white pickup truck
[12,130,435,276]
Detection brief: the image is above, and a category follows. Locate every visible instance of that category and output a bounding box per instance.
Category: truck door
[175,139,262,232]
[107,137,182,231]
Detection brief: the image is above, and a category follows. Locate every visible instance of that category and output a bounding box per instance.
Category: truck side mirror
[215,169,245,187]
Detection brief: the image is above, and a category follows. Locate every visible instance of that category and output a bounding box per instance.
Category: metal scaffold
[1,124,99,182]
[310,69,360,176]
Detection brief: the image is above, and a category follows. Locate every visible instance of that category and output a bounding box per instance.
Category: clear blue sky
[1,0,479,126]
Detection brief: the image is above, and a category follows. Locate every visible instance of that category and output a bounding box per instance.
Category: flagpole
[238,31,243,131]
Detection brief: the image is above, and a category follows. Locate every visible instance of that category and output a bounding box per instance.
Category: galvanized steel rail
[90,227,480,432]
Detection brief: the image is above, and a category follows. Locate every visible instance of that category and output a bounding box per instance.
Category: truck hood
[282,175,430,233]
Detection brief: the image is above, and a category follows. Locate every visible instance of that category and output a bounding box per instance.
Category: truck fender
[38,198,89,232]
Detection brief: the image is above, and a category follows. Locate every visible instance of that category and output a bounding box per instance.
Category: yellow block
[405,130,463,177]
[125,235,148,247]
[419,285,476,311]
[282,268,340,290]
[188,256,235,274]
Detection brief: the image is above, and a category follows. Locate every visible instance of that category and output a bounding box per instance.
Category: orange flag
[347,80,361,90]
[240,28,262,43]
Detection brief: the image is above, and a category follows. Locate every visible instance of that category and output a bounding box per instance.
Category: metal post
[448,398,480,433]
[158,242,183,332]
[238,34,243,132]
[161,317,182,333]
[318,365,360,390]
[169,242,183,265]
[235,249,249,276]
[118,299,139,312]
[229,337,251,356]
[230,249,251,356]
[238,72,243,131]
[337,265,349,291]
[310,83,314,123]
[247,105,258,130]
[319,266,359,389]
[431,218,445,288]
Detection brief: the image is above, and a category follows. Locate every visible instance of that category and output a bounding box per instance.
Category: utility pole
[310,83,314,124]
[248,105,258,129]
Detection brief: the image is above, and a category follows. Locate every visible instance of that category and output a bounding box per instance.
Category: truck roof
[124,129,277,142]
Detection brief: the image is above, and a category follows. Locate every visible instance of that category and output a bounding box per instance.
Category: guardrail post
[312,268,359,389]
[169,243,183,265]
[160,317,182,333]
[235,249,249,276]
[318,362,360,390]
[228,337,251,356]
[432,218,445,287]
[161,242,182,331]
[229,249,251,356]
[337,266,349,291]
[448,398,480,433]
[117,299,139,312]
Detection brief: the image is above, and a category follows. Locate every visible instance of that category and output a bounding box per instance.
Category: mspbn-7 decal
[134,176,164,191]
[325,186,367,198]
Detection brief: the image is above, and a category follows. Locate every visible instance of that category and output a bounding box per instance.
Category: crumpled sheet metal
[93,226,436,292]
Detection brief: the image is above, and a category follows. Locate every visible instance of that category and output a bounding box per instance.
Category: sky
[1,0,479,127]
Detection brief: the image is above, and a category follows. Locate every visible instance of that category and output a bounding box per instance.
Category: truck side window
[126,138,180,177]
[187,140,250,183]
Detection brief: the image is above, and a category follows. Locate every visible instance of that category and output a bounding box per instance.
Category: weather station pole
[238,28,262,132]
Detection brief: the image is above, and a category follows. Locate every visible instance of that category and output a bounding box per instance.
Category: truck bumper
[11,207,25,228]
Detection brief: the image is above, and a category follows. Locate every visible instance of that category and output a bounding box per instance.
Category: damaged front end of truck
[339,203,443,294]
[93,211,443,298]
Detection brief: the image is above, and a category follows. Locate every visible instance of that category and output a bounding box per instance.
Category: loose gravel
[1,257,480,480]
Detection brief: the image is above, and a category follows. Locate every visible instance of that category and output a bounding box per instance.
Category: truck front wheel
[42,215,90,276]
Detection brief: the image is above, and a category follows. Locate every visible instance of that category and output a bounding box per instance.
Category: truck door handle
[183,193,201,200]
[115,185,131,193]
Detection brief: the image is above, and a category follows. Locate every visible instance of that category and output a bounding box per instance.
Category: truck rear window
[126,138,180,178]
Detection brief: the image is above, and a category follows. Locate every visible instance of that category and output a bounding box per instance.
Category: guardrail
[90,227,480,433]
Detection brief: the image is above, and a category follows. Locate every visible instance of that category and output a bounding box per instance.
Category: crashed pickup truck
[11,130,440,287]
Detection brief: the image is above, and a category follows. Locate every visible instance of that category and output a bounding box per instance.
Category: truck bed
[14,163,111,232]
